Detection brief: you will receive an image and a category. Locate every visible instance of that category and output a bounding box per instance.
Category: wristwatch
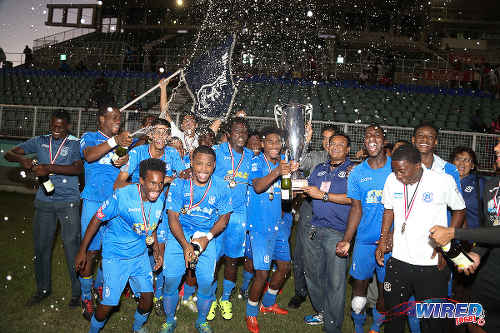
[322,192,329,202]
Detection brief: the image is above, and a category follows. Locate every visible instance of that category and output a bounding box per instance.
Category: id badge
[320,181,331,193]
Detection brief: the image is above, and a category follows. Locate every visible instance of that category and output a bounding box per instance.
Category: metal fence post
[32,106,37,137]
[124,111,129,131]
[472,133,477,152]
[77,108,82,138]
[0,105,3,132]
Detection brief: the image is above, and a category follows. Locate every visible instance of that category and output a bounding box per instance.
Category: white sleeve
[170,121,184,141]
[382,174,394,209]
[443,174,466,210]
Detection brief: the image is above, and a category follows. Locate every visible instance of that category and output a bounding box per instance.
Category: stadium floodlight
[337,55,344,64]
[177,0,184,6]
[307,10,313,17]
[60,54,67,61]
[357,49,362,54]
[177,30,188,34]
[97,1,103,6]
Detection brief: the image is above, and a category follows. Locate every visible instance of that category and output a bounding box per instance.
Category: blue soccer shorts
[349,243,390,282]
[81,199,105,251]
[163,231,217,286]
[222,212,247,259]
[101,251,153,306]
[249,231,291,271]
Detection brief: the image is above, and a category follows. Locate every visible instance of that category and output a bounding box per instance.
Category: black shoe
[26,291,51,306]
[68,296,81,307]
[288,295,306,309]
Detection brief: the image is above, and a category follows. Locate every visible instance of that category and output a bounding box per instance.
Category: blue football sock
[370,307,385,331]
[262,288,278,307]
[163,293,178,323]
[183,283,196,300]
[132,309,150,331]
[94,267,103,288]
[221,279,235,301]
[241,271,254,292]
[80,275,93,301]
[209,280,217,301]
[89,314,106,333]
[196,294,212,325]
[352,311,366,333]
[154,271,164,299]
[246,300,259,317]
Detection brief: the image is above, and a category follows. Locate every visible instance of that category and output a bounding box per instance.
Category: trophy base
[292,179,308,191]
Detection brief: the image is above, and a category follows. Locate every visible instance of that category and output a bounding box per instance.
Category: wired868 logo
[386,299,486,327]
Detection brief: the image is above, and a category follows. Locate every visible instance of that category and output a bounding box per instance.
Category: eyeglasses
[454,157,473,164]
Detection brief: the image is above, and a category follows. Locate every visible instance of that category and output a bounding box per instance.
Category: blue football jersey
[122,144,186,183]
[165,176,232,233]
[80,131,120,201]
[213,142,252,214]
[247,153,283,233]
[347,157,392,244]
[96,184,166,259]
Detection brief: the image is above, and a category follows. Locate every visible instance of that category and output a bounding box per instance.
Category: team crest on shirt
[264,255,271,264]
[208,196,216,205]
[464,186,474,193]
[422,192,433,203]
[251,163,258,172]
[384,282,391,292]
[60,146,69,157]
[317,171,327,177]
[104,286,111,298]
[337,171,346,178]
[96,207,105,219]
[366,190,383,204]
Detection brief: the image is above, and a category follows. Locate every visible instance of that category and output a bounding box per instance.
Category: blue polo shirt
[460,173,485,229]
[308,159,354,231]
[18,134,81,202]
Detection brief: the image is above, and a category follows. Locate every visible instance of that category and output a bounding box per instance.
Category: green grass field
[0,192,392,333]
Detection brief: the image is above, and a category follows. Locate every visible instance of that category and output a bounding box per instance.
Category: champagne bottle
[111,145,128,163]
[281,173,291,200]
[441,241,474,270]
[32,159,54,196]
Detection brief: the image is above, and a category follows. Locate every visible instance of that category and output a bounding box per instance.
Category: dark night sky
[0,0,96,64]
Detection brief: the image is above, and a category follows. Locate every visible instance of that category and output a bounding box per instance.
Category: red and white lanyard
[403,178,422,221]
[138,184,153,234]
[97,130,110,139]
[493,183,500,217]
[49,136,68,165]
[188,178,212,211]
[228,143,245,179]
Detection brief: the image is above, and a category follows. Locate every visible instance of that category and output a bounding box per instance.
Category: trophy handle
[304,103,313,124]
[274,104,283,129]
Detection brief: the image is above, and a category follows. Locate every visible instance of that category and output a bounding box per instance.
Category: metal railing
[33,28,96,50]
[0,104,497,171]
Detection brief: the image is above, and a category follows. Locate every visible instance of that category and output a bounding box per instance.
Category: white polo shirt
[382,168,465,266]
[169,121,199,152]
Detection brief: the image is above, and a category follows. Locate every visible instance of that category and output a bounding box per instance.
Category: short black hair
[51,109,71,123]
[329,133,351,147]
[97,105,118,118]
[198,127,216,143]
[366,123,385,136]
[141,115,155,126]
[391,144,421,164]
[168,136,182,145]
[321,125,336,136]
[247,129,260,139]
[450,146,478,167]
[151,117,171,128]
[139,158,166,179]
[192,145,216,160]
[413,122,439,137]
[228,116,249,132]
[260,126,282,140]
[181,112,197,123]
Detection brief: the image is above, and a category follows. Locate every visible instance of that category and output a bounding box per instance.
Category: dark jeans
[292,199,312,298]
[384,257,450,333]
[303,224,348,333]
[33,200,81,298]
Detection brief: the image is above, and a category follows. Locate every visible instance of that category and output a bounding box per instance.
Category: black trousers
[383,257,450,333]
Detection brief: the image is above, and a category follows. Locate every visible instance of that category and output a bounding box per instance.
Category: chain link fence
[0,104,497,170]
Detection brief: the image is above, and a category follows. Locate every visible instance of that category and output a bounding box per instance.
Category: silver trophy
[274,103,313,190]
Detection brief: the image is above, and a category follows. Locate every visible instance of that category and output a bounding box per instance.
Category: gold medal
[180,207,188,215]
[229,180,237,188]
[146,235,154,246]
[269,193,274,201]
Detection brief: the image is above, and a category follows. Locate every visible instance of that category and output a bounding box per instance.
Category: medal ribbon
[228,143,245,181]
[97,130,110,139]
[403,178,422,222]
[262,153,276,193]
[188,178,212,211]
[49,135,69,165]
[137,184,153,235]
[493,182,500,217]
